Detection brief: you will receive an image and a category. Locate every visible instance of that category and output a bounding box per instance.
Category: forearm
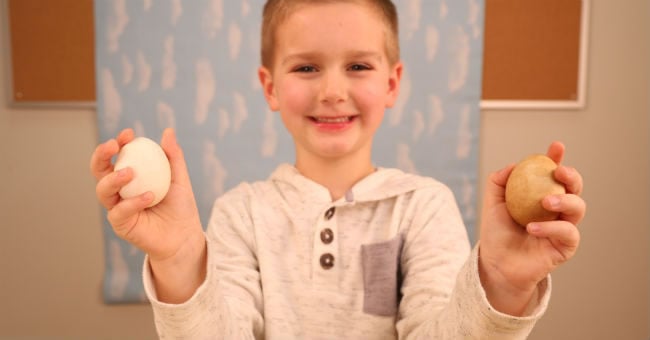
[143,230,264,339]
[400,245,549,339]
[149,231,208,304]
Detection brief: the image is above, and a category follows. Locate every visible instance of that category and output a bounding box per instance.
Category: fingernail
[116,168,128,177]
[547,196,561,209]
[141,192,153,201]
[500,164,514,176]
[528,223,541,233]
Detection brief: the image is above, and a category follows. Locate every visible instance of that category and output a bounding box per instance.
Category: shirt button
[324,207,335,220]
[320,228,334,244]
[320,253,334,269]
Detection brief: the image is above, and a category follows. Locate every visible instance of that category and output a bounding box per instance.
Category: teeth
[315,116,351,123]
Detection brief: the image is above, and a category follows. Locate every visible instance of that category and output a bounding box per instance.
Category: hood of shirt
[267,163,444,206]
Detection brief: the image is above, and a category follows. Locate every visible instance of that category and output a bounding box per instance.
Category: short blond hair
[261,0,400,69]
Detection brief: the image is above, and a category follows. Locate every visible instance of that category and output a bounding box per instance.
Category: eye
[293,65,317,73]
[349,64,371,71]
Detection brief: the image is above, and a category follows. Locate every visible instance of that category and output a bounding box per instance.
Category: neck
[295,150,375,201]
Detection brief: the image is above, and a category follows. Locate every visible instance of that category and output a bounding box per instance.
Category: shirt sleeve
[142,183,264,339]
[396,184,551,339]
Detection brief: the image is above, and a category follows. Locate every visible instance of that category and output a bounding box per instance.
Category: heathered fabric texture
[144,164,550,339]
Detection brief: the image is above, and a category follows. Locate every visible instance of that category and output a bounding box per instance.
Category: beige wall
[480,1,649,339]
[0,5,158,340]
[1,1,647,339]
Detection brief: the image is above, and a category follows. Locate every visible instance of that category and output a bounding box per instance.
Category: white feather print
[171,0,183,26]
[203,141,228,198]
[448,26,470,93]
[261,110,277,158]
[161,36,177,90]
[203,0,224,39]
[107,0,128,53]
[195,58,216,125]
[456,104,472,159]
[229,23,243,60]
[157,101,176,129]
[136,50,151,92]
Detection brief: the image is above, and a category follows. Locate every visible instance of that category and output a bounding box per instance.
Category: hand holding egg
[114,137,171,207]
[91,128,205,263]
[478,143,585,315]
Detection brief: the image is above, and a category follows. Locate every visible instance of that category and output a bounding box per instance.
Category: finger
[542,193,586,226]
[90,129,135,180]
[160,128,192,185]
[90,139,119,180]
[554,165,583,195]
[107,192,154,237]
[96,167,134,209]
[484,164,516,206]
[116,128,135,147]
[492,163,516,187]
[489,163,515,187]
[546,141,565,164]
[527,220,581,260]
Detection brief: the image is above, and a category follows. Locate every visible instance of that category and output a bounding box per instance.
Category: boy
[91,0,585,338]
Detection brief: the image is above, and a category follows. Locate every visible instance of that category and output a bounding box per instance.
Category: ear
[258,66,280,111]
[385,61,403,108]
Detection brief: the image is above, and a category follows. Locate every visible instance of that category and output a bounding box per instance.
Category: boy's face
[259,2,402,163]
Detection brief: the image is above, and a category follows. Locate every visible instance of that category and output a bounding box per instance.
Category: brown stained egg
[505,154,566,226]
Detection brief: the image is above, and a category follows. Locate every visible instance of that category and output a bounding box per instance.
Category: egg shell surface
[505,154,566,226]
[114,137,171,207]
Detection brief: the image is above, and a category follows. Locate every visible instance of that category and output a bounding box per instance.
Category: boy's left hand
[478,142,586,316]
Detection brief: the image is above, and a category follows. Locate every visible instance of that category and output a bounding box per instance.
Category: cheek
[278,80,313,113]
[352,80,389,111]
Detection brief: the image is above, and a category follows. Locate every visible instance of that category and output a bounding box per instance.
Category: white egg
[114,137,171,207]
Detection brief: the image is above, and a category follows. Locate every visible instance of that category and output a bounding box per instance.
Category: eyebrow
[281,50,384,66]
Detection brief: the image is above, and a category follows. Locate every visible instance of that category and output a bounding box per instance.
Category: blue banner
[94,0,484,303]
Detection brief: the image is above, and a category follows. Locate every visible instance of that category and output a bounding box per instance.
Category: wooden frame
[2,0,589,110]
[3,0,95,109]
[480,0,590,110]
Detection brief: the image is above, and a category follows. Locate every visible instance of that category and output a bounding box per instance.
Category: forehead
[275,2,388,57]
[282,1,387,30]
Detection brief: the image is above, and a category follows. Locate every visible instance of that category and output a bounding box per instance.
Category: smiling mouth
[309,115,357,123]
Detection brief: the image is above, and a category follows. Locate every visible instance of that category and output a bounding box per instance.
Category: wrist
[478,248,538,316]
[150,231,207,303]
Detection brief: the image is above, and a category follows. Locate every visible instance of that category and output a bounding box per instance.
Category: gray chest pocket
[361,235,404,316]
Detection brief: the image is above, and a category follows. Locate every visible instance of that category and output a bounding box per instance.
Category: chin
[315,142,366,160]
[317,147,352,159]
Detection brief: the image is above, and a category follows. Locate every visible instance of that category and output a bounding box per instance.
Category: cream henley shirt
[143,164,550,339]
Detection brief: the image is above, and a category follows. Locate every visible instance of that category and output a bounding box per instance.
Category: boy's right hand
[90,128,206,302]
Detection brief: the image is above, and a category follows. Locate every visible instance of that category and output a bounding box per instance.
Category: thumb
[546,141,566,164]
[484,163,515,206]
[160,128,192,186]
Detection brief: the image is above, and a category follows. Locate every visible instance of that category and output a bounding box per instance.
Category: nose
[319,70,348,104]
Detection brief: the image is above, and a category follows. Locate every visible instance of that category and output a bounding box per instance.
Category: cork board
[7,0,95,104]
[5,0,586,106]
[481,0,586,104]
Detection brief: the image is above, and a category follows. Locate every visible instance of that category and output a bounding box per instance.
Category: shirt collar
[268,163,435,205]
